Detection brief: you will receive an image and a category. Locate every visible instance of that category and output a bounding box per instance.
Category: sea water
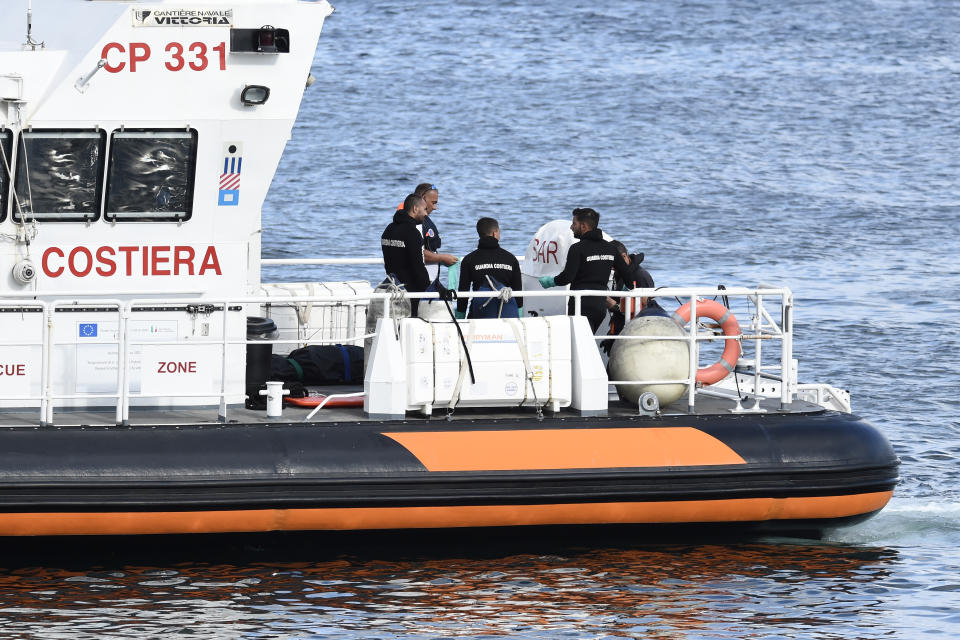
[2,0,959,637]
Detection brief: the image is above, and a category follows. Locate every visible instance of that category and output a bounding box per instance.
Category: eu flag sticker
[79,323,98,338]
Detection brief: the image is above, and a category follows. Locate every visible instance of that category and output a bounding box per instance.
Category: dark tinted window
[0,129,10,222]
[14,130,105,222]
[105,129,197,222]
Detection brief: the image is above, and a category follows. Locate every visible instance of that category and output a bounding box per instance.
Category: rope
[477,276,514,317]
[0,133,37,246]
[19,124,36,225]
[378,274,408,341]
[506,318,543,419]
[447,320,475,418]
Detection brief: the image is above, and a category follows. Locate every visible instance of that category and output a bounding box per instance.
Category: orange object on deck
[285,394,365,408]
[673,299,742,385]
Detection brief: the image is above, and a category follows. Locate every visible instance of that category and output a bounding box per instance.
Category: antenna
[24,0,45,51]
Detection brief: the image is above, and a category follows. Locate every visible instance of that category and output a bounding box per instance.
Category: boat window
[104,129,197,222]
[0,129,11,222]
[13,130,106,223]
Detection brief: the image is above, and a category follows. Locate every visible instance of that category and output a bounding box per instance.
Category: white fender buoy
[608,315,690,407]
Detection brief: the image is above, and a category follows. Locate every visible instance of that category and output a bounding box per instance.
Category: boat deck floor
[0,386,824,427]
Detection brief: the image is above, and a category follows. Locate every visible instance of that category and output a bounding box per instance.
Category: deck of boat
[0,386,827,428]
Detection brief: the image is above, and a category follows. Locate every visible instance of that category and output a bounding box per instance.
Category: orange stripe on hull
[382,427,747,471]
[0,491,893,536]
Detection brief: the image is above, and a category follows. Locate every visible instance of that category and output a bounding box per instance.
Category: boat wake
[825,498,960,547]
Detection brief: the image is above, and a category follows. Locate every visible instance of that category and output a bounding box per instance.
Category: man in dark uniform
[414,183,458,283]
[455,217,523,319]
[381,193,430,313]
[539,207,633,333]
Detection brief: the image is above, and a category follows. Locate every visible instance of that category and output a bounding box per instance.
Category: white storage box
[259,281,371,348]
[400,316,572,412]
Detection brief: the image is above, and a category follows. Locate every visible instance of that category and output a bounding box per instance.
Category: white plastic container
[400,317,572,412]
[259,281,371,348]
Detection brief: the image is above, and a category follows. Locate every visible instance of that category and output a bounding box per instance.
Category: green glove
[454,310,466,320]
[517,307,524,317]
[539,275,556,288]
[447,260,461,290]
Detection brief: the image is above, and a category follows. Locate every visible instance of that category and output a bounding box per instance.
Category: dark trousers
[568,296,606,333]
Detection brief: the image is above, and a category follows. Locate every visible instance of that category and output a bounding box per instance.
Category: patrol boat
[0,0,897,538]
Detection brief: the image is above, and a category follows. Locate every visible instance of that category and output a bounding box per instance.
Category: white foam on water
[825,498,960,548]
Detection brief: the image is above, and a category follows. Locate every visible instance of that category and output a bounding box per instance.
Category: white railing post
[219,300,229,422]
[43,304,54,426]
[687,295,697,412]
[116,303,129,426]
[346,301,356,346]
[35,301,49,426]
[753,294,762,406]
[780,292,794,410]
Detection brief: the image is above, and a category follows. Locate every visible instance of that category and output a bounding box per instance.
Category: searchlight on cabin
[257,25,278,53]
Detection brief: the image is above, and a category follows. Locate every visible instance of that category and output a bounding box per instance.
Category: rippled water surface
[2,533,958,639]
[6,0,960,636]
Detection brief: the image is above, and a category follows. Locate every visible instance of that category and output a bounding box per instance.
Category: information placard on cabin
[75,321,179,394]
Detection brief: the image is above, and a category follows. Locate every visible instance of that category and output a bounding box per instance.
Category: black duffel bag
[270,345,363,385]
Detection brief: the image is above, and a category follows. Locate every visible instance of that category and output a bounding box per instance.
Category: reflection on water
[0,531,938,639]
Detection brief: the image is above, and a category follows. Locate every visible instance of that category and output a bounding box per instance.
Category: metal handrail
[0,285,794,424]
[261,257,528,265]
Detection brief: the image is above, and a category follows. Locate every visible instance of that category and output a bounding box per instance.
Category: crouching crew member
[606,240,667,329]
[601,240,668,353]
[456,217,523,319]
[539,207,633,333]
[381,193,431,314]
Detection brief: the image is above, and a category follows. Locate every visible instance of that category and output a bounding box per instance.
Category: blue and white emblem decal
[218,142,243,206]
[78,323,98,338]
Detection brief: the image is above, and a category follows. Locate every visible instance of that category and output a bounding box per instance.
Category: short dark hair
[476,217,499,237]
[572,207,599,229]
[610,240,627,255]
[402,193,422,214]
[414,183,437,197]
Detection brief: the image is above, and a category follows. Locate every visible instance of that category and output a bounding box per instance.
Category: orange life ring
[285,394,365,408]
[672,299,741,386]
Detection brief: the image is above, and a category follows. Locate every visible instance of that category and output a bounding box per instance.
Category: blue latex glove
[539,275,556,288]
[517,307,524,317]
[454,310,466,320]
